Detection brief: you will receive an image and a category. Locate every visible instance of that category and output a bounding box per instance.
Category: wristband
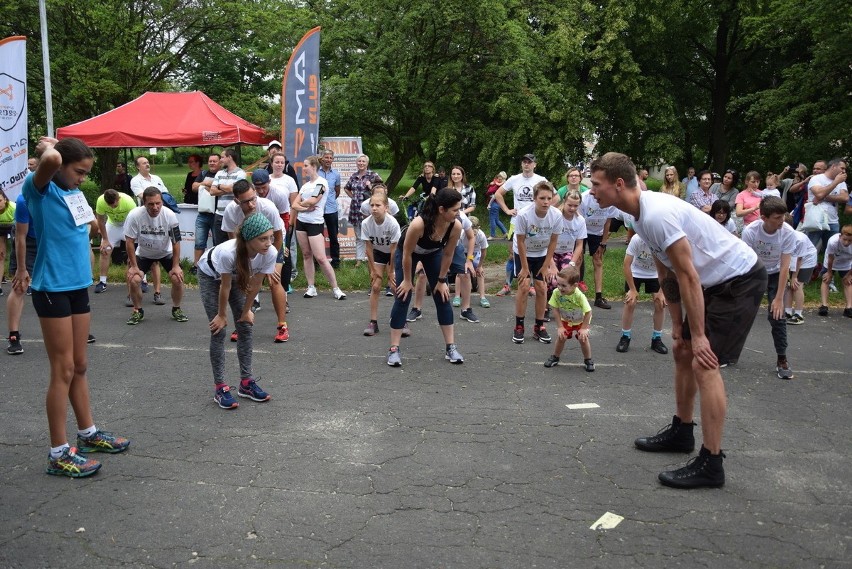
[437,276,448,284]
[467,255,475,261]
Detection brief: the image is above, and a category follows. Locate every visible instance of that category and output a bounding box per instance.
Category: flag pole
[38,0,54,136]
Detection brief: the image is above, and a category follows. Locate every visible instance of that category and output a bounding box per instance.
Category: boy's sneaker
[594,297,612,309]
[46,447,101,478]
[651,338,668,354]
[496,284,511,296]
[76,430,130,454]
[94,281,107,294]
[251,299,261,313]
[230,330,238,342]
[333,287,347,300]
[238,378,271,402]
[387,345,402,367]
[577,281,588,292]
[829,282,838,293]
[274,324,289,343]
[214,385,239,409]
[126,309,144,325]
[460,308,479,323]
[304,285,317,298]
[788,314,804,325]
[363,321,378,336]
[171,307,188,322]
[7,333,23,355]
[445,344,464,364]
[658,446,725,489]
[406,307,422,322]
[87,334,96,344]
[533,325,551,344]
[384,286,393,297]
[634,415,696,453]
[844,308,852,319]
[452,296,461,307]
[616,335,631,353]
[140,281,149,293]
[818,305,828,316]
[584,358,596,372]
[153,292,165,305]
[512,325,525,344]
[776,359,794,380]
[544,355,560,368]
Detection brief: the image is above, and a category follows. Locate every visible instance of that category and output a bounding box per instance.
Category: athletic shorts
[0,224,13,239]
[624,277,660,294]
[372,250,391,265]
[586,233,605,256]
[682,261,766,366]
[450,241,468,275]
[32,287,90,318]
[793,266,815,284]
[137,255,176,274]
[296,220,324,237]
[9,236,37,274]
[513,253,547,281]
[105,222,125,248]
[561,322,583,338]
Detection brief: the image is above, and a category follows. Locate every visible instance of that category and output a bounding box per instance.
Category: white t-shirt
[473,229,488,254]
[632,191,757,287]
[198,238,277,279]
[722,217,738,235]
[261,185,291,215]
[360,214,401,254]
[825,233,852,271]
[554,213,587,255]
[512,204,563,258]
[130,173,169,200]
[296,178,329,224]
[502,173,547,219]
[270,174,298,200]
[579,192,619,236]
[807,173,847,225]
[790,230,818,270]
[220,197,284,234]
[360,197,400,217]
[212,167,247,212]
[741,221,798,274]
[625,235,658,279]
[124,206,180,259]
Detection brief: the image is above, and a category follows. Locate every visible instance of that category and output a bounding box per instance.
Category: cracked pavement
[0,286,849,568]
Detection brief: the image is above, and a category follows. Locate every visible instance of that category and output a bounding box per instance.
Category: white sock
[794,310,803,317]
[78,425,97,438]
[50,443,70,458]
[99,276,107,283]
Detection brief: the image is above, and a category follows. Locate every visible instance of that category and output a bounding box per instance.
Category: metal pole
[38,0,54,136]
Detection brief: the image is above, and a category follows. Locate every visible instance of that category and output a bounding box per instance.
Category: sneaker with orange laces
[496,284,511,296]
[274,324,289,343]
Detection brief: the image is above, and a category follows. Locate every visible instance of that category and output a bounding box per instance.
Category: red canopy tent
[56,91,270,148]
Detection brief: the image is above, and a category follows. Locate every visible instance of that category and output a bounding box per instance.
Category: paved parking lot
[1,285,849,568]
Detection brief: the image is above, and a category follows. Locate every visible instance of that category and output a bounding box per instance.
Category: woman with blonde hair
[660,166,685,199]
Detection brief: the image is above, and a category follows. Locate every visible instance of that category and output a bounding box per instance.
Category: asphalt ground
[0,282,849,569]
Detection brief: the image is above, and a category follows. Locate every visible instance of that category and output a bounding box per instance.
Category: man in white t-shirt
[805,158,848,254]
[210,148,246,245]
[130,156,169,202]
[124,188,187,326]
[590,152,767,490]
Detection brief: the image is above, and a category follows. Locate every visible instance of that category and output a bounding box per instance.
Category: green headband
[240,213,273,242]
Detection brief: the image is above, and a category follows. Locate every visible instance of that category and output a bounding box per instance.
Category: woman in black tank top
[386,189,465,367]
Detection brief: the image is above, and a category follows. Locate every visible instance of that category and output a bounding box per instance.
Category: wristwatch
[437,276,449,284]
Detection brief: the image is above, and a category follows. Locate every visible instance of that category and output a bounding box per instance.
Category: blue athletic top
[22,173,93,292]
[14,194,37,239]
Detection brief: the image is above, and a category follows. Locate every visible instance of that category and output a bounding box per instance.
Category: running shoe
[584,358,596,372]
[363,321,378,336]
[251,299,261,313]
[76,429,130,454]
[274,324,289,343]
[445,344,464,364]
[479,297,491,308]
[594,297,611,309]
[543,307,551,322]
[171,307,188,322]
[651,338,668,354]
[230,330,238,342]
[577,281,588,293]
[46,447,101,478]
[460,308,479,323]
[452,296,461,307]
[87,334,96,344]
[787,313,804,325]
[496,284,511,297]
[26,286,32,296]
[94,281,107,294]
[140,281,149,293]
[406,308,422,322]
[512,325,525,344]
[387,345,402,367]
[401,324,411,338]
[7,333,23,355]
[125,295,134,307]
[153,292,165,305]
[126,309,144,325]
[385,286,393,297]
[616,335,631,353]
[776,359,794,380]
[818,305,828,316]
[544,355,560,368]
[238,378,271,402]
[333,287,347,300]
[214,385,239,409]
[844,308,852,318]
[533,325,551,344]
[304,285,317,298]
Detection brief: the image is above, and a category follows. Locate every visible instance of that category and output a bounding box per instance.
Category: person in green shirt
[555,167,589,205]
[94,189,137,293]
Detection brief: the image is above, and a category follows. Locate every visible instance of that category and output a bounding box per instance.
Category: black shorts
[586,234,605,256]
[0,224,13,239]
[513,253,547,281]
[9,236,37,274]
[793,266,815,284]
[624,277,660,294]
[296,220,325,237]
[32,287,91,318]
[137,255,176,274]
[682,261,767,366]
[372,250,391,265]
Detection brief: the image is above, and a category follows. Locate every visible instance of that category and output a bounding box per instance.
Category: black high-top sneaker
[634,415,696,452]
[658,445,725,489]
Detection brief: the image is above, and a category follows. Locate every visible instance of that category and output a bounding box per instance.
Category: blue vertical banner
[281,27,321,187]
[0,36,28,201]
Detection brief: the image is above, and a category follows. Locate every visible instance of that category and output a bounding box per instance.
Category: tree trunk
[384,140,421,193]
[708,10,733,171]
[97,148,119,192]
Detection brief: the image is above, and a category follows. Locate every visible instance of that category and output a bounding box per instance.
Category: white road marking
[590,512,623,530]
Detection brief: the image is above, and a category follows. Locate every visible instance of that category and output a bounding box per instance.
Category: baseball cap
[522,153,536,162]
[251,169,270,184]
[266,140,282,151]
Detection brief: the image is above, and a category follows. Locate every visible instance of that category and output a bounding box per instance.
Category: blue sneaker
[237,378,271,402]
[46,447,101,478]
[76,429,130,454]
[140,281,149,293]
[214,385,239,409]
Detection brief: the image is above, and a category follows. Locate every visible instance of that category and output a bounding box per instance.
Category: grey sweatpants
[198,272,254,385]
